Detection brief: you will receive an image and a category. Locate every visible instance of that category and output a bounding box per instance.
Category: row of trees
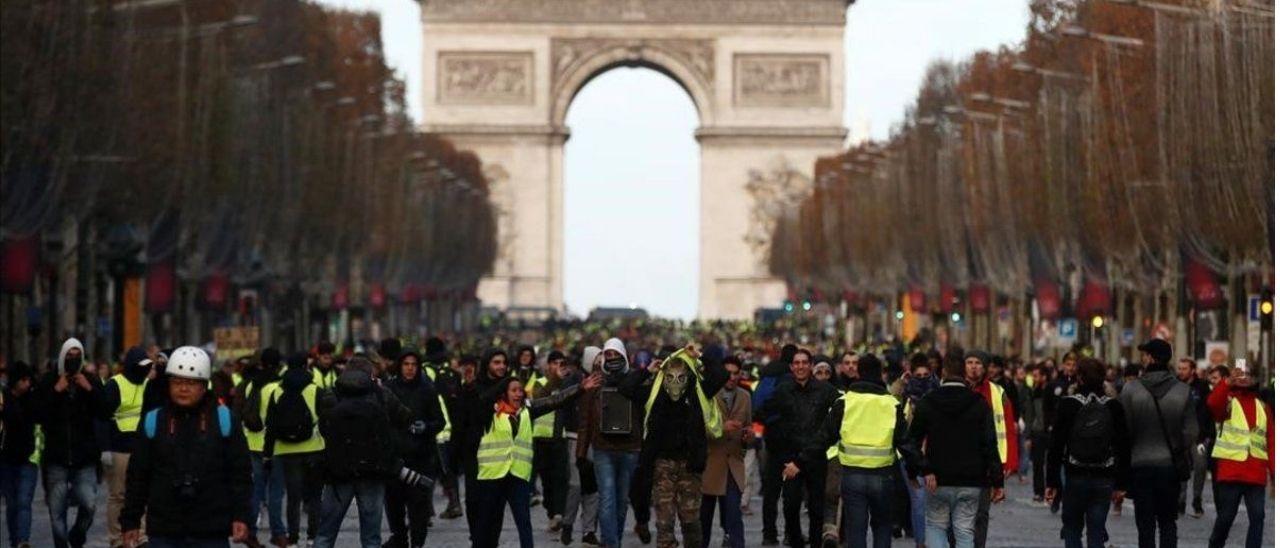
[1,0,497,359]
[770,0,1273,359]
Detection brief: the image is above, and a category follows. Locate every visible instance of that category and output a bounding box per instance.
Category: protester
[311,342,338,391]
[762,348,841,548]
[752,344,798,545]
[456,349,512,543]
[233,349,286,548]
[100,346,155,548]
[628,348,659,545]
[422,338,462,520]
[812,353,908,548]
[900,353,937,548]
[963,350,1017,548]
[120,346,252,548]
[701,356,752,548]
[0,361,39,548]
[382,350,446,548]
[36,338,106,548]
[576,338,647,548]
[903,352,1003,548]
[561,347,602,545]
[1045,357,1130,548]
[1205,363,1272,548]
[1118,339,1197,548]
[262,354,326,547]
[1174,357,1213,518]
[1023,365,1051,503]
[529,349,571,533]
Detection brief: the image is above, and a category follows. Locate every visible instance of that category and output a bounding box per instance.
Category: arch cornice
[549,37,715,127]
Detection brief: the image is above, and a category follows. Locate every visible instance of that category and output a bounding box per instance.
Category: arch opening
[562,66,700,319]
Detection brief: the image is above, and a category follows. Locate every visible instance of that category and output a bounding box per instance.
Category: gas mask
[662,361,689,401]
[603,355,627,376]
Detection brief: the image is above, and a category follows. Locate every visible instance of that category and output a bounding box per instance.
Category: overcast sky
[317,0,1030,319]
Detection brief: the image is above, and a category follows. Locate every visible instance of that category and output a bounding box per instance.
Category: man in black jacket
[383,350,445,548]
[902,353,1003,548]
[763,348,841,548]
[121,346,252,548]
[37,338,107,548]
[1,361,40,548]
[101,346,155,548]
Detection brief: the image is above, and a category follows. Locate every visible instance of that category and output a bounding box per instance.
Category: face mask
[663,363,689,401]
[63,357,82,375]
[603,356,627,375]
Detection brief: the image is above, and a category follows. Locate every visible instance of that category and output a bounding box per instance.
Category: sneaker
[740,505,754,516]
[1032,495,1045,504]
[560,526,574,545]
[530,495,543,507]
[1192,501,1205,518]
[581,532,602,546]
[441,506,463,520]
[1050,498,1061,514]
[821,534,839,548]
[548,515,563,532]
[635,522,652,544]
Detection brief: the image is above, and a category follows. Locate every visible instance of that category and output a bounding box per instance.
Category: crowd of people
[0,327,1270,548]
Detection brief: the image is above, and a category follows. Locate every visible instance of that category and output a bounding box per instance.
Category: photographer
[35,338,107,548]
[120,346,252,548]
[383,350,445,548]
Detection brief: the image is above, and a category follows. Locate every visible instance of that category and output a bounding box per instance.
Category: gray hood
[57,338,85,375]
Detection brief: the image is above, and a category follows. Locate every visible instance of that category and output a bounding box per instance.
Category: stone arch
[549,39,716,128]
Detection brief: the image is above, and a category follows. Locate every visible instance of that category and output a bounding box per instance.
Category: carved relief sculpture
[551,38,715,96]
[438,51,534,105]
[734,53,830,108]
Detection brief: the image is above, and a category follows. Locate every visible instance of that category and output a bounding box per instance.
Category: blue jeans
[43,464,97,548]
[925,486,980,548]
[148,537,230,548]
[1209,481,1266,548]
[904,468,927,543]
[250,453,286,538]
[0,462,37,545]
[701,475,745,548]
[1061,475,1113,548]
[313,480,385,548]
[593,450,639,547]
[841,469,894,548]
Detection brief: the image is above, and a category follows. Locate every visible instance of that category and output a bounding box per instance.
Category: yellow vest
[245,380,275,453]
[424,367,453,443]
[477,409,534,481]
[30,425,43,465]
[642,349,722,439]
[826,386,847,461]
[988,381,1008,465]
[525,375,556,439]
[311,368,337,390]
[1212,398,1269,462]
[837,391,898,468]
[232,372,244,389]
[265,383,325,455]
[111,374,149,433]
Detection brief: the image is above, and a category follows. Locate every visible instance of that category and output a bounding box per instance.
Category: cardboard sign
[213,326,260,363]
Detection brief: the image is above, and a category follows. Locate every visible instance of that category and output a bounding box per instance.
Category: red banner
[969,283,992,313]
[331,283,349,310]
[908,286,927,313]
[144,260,176,313]
[938,283,956,313]
[1185,257,1225,310]
[1035,278,1061,319]
[0,235,38,294]
[1076,279,1112,317]
[369,282,387,308]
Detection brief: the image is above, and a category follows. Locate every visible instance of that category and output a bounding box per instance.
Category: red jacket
[974,380,1020,475]
[1206,381,1274,485]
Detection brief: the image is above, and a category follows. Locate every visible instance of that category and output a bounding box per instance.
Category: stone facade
[420,0,848,318]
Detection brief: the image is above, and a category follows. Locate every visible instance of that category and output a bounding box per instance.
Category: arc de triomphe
[419,0,849,319]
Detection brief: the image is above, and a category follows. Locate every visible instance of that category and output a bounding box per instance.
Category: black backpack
[237,379,267,433]
[268,384,315,443]
[1067,393,1115,467]
[321,391,394,481]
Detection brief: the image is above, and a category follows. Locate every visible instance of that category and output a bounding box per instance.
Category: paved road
[30,473,1273,547]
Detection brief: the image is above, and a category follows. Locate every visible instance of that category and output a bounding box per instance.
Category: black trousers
[279,453,321,542]
[1029,432,1050,497]
[631,459,654,525]
[385,479,431,547]
[761,442,786,538]
[782,458,826,548]
[533,438,570,519]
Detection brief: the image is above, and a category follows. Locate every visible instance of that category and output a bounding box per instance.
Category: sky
[317,0,1031,319]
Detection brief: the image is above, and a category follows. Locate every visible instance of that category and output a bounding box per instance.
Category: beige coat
[701,386,752,496]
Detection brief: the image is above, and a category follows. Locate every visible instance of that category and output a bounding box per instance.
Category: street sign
[1248,295,1262,322]
[213,326,260,363]
[1058,319,1078,345]
[1121,328,1135,346]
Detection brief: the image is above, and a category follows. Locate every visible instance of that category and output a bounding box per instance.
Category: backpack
[321,391,394,481]
[1066,393,1115,467]
[237,379,267,433]
[268,384,315,443]
[144,405,232,440]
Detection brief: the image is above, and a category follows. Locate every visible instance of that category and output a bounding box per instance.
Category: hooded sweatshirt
[102,347,154,453]
[577,338,647,455]
[904,380,1003,488]
[1118,368,1197,469]
[1206,381,1274,485]
[35,338,107,468]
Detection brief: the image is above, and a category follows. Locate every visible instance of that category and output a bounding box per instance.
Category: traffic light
[784,301,795,313]
[1091,315,1105,329]
[894,310,905,321]
[1262,298,1273,330]
[950,311,962,324]
[802,301,812,311]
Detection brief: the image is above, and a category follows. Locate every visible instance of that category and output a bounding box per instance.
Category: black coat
[33,372,107,468]
[0,389,38,465]
[631,358,728,473]
[120,395,252,539]
[903,381,1003,488]
[761,377,841,469]
[385,372,445,470]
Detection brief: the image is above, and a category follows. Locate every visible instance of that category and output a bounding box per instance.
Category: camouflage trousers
[652,458,704,548]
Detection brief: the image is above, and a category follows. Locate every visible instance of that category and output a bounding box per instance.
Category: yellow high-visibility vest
[826,386,847,461]
[988,381,1008,465]
[1212,398,1269,462]
[525,375,556,439]
[477,409,534,481]
[30,425,43,465]
[111,374,149,433]
[232,372,243,389]
[424,367,453,443]
[643,349,722,439]
[245,380,275,453]
[265,383,325,455]
[311,368,337,390]
[837,391,898,468]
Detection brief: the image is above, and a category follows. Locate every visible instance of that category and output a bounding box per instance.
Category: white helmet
[167,346,211,381]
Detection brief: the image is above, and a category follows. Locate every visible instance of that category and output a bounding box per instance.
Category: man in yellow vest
[102,346,154,548]
[810,353,907,548]
[263,353,326,547]
[964,350,1015,548]
[422,338,463,520]
[528,350,573,532]
[310,341,338,391]
[1206,363,1272,548]
[633,345,727,548]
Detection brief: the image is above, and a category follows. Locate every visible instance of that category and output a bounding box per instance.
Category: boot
[560,525,574,546]
[241,537,265,548]
[634,522,651,544]
[680,521,702,548]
